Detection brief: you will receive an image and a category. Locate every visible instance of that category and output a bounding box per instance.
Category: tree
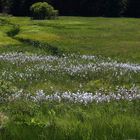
[30,2,58,20]
[79,0,105,16]
[104,0,124,17]
[0,0,139,17]
[0,0,12,13]
[126,0,140,17]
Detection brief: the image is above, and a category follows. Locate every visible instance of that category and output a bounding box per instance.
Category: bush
[30,2,58,20]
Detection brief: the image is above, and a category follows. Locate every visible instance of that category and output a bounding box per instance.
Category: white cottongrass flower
[2,87,139,105]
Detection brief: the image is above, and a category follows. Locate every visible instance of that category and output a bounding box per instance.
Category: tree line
[0,0,140,17]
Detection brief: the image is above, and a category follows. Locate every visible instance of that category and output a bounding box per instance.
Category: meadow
[0,15,140,140]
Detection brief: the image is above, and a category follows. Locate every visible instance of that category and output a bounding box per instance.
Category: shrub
[30,2,58,20]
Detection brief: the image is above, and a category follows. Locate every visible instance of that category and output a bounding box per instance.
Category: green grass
[1,101,140,140]
[0,16,140,62]
[0,15,140,140]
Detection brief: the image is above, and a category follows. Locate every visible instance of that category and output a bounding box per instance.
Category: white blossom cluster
[0,53,140,82]
[0,52,140,72]
[5,87,140,105]
[0,52,59,63]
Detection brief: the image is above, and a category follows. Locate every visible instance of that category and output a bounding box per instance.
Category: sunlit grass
[0,15,140,140]
[0,16,140,62]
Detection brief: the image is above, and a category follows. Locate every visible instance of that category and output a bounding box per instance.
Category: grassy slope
[0,22,20,46]
[13,17,140,63]
[0,16,140,140]
[0,16,140,62]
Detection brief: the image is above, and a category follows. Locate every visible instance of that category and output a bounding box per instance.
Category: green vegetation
[0,16,140,140]
[1,0,140,17]
[30,2,58,20]
[1,16,140,62]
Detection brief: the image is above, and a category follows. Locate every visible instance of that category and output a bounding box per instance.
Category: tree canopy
[0,0,140,17]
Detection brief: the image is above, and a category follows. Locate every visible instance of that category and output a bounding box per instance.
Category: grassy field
[0,15,140,140]
[1,16,140,62]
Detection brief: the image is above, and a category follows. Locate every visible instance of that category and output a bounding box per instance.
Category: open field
[1,16,140,62]
[0,15,140,140]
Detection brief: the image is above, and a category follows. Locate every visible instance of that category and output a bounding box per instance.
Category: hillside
[0,16,140,140]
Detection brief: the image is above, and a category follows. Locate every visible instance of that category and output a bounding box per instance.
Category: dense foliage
[30,2,58,19]
[0,0,140,17]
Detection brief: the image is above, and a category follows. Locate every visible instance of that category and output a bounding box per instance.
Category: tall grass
[0,15,140,140]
